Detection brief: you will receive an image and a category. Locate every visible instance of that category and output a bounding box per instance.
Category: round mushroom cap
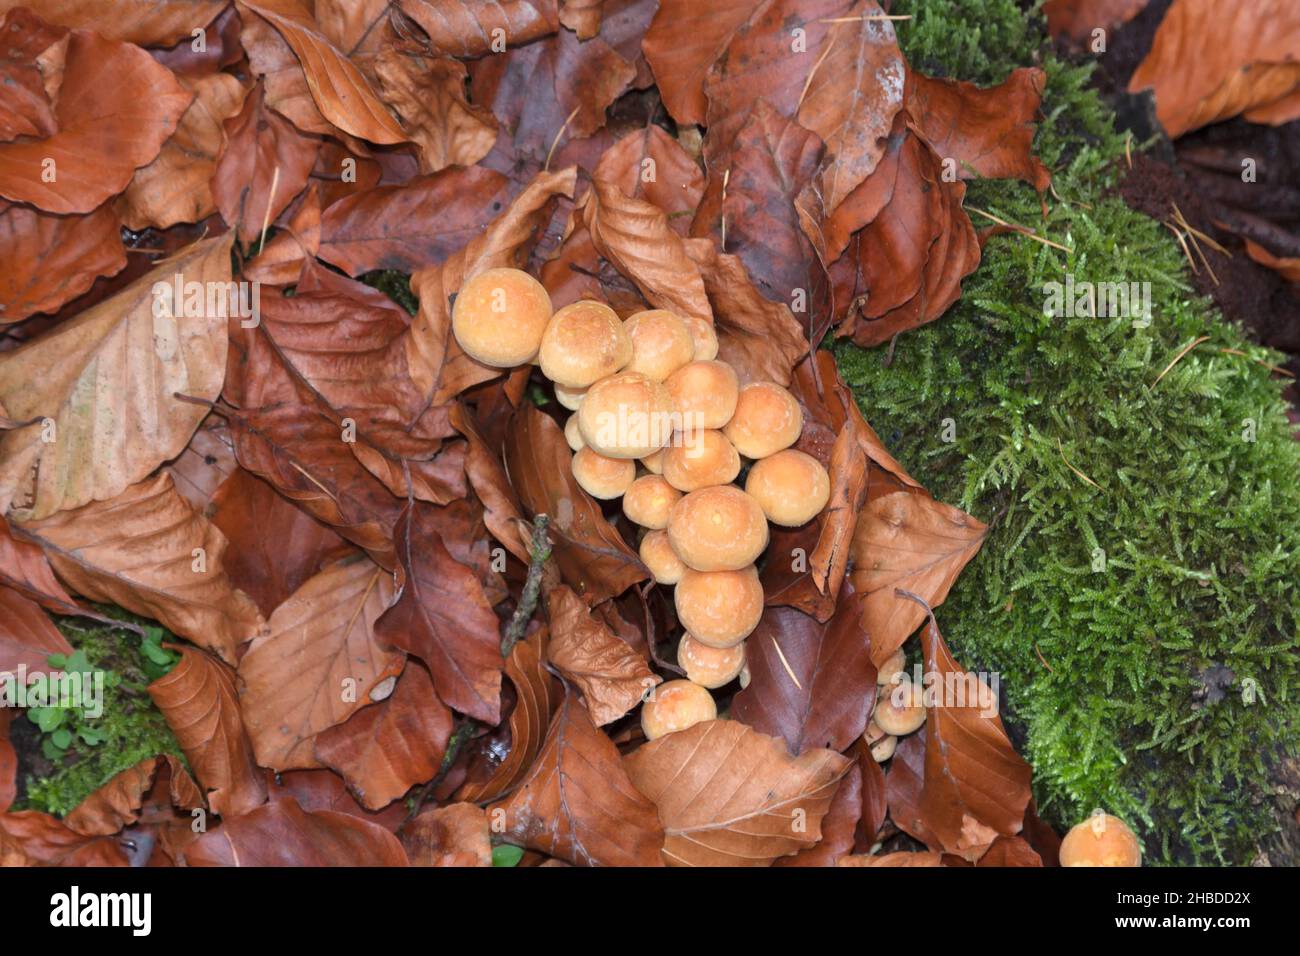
[577,371,675,459]
[723,381,803,459]
[876,648,907,686]
[564,414,585,451]
[571,446,635,500]
[640,448,665,474]
[539,300,632,388]
[744,449,831,526]
[641,679,716,740]
[678,633,746,689]
[680,316,718,361]
[674,565,763,647]
[661,429,741,492]
[873,676,926,735]
[639,529,685,585]
[869,733,897,762]
[451,267,552,368]
[665,360,739,430]
[554,381,587,411]
[622,475,682,529]
[1060,815,1143,867]
[623,310,695,381]
[666,485,768,571]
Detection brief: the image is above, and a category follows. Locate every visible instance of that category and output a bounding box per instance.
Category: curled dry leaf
[732,590,876,756]
[488,690,666,867]
[238,553,403,769]
[0,234,235,520]
[375,505,503,725]
[641,0,757,126]
[849,490,987,667]
[15,473,265,664]
[0,202,126,324]
[147,645,270,819]
[560,0,604,39]
[314,663,454,811]
[0,516,83,616]
[397,0,560,58]
[0,587,73,675]
[240,0,408,144]
[503,404,647,605]
[212,81,320,244]
[0,0,229,46]
[373,50,498,174]
[593,124,705,227]
[1128,0,1300,137]
[402,802,492,867]
[64,755,202,838]
[774,748,863,867]
[0,8,62,141]
[906,67,1052,191]
[545,584,660,726]
[185,795,409,865]
[0,811,130,866]
[0,28,192,214]
[457,628,560,803]
[624,719,851,866]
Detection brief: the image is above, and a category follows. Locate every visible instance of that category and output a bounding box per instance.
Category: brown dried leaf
[0,516,85,618]
[238,553,403,768]
[373,51,497,174]
[624,719,851,866]
[641,0,755,126]
[0,811,130,865]
[16,473,265,664]
[838,850,943,867]
[488,690,665,867]
[402,802,492,866]
[0,0,228,45]
[397,0,560,57]
[545,584,659,726]
[65,755,202,837]
[0,587,72,674]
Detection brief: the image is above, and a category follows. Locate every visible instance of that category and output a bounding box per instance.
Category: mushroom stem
[501,513,553,657]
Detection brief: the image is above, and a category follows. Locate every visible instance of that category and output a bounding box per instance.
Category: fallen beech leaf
[849,490,987,667]
[884,727,942,848]
[838,850,944,867]
[978,836,1043,867]
[373,51,497,174]
[1044,0,1150,42]
[0,8,63,141]
[212,82,320,244]
[732,591,875,755]
[0,234,235,520]
[208,467,347,618]
[238,553,403,769]
[545,584,659,725]
[166,415,238,511]
[315,663,453,811]
[407,166,575,401]
[682,238,808,387]
[319,166,511,275]
[0,587,72,674]
[148,645,269,818]
[268,767,406,829]
[16,473,265,664]
[641,0,755,126]
[397,0,560,57]
[185,795,409,865]
[65,755,202,837]
[1243,237,1300,283]
[120,72,248,230]
[907,67,1052,191]
[240,0,408,144]
[0,811,129,866]
[375,506,503,725]
[0,0,229,46]
[0,517,86,617]
[856,740,888,849]
[457,628,559,803]
[488,690,665,867]
[624,719,851,866]
[0,29,191,214]
[774,751,862,867]
[503,404,647,604]
[239,2,331,134]
[593,125,705,229]
[244,182,323,285]
[914,603,1032,862]
[0,201,127,325]
[560,0,603,38]
[402,802,492,866]
[1128,0,1300,137]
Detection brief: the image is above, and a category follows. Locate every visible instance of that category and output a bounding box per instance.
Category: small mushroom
[666,485,768,571]
[450,267,552,367]
[1059,814,1143,867]
[674,565,763,648]
[661,429,742,492]
[640,679,716,740]
[873,675,926,736]
[571,446,635,500]
[744,449,831,526]
[623,309,696,381]
[539,300,631,388]
[722,381,802,459]
[622,475,682,529]
[678,633,746,689]
[639,529,686,585]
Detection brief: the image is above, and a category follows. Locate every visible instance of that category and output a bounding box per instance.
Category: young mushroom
[877,648,907,686]
[564,414,585,452]
[678,633,747,689]
[640,679,717,740]
[571,447,635,500]
[665,360,740,430]
[873,675,926,735]
[863,720,897,762]
[661,430,742,492]
[622,475,681,530]
[577,371,675,458]
[554,381,587,411]
[674,565,764,647]
[680,315,718,361]
[722,381,803,459]
[639,529,686,585]
[623,310,696,381]
[1059,814,1143,867]
[744,449,831,526]
[451,267,552,368]
[666,485,768,571]
[538,300,632,388]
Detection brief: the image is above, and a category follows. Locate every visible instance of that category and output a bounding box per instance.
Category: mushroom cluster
[451,269,832,742]
[863,648,925,763]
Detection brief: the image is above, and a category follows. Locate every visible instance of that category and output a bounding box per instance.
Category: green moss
[18,616,184,817]
[836,0,1300,863]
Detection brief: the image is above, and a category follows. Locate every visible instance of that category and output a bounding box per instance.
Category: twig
[501,514,552,657]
